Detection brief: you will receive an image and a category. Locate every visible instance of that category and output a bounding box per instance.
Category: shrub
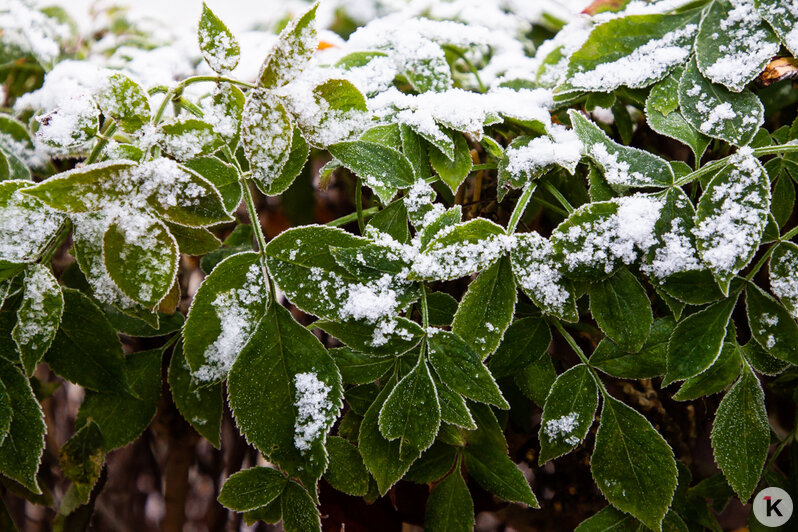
[0,0,797,529]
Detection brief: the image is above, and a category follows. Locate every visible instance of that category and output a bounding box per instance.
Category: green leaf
[560,12,700,94]
[436,382,475,429]
[0,382,11,444]
[258,3,318,88]
[328,141,415,203]
[324,436,370,496]
[591,395,677,531]
[424,469,474,532]
[168,341,222,447]
[539,364,598,464]
[198,3,240,74]
[12,264,63,375]
[695,0,778,92]
[590,317,673,379]
[569,110,673,188]
[694,154,770,293]
[315,318,423,357]
[103,214,178,308]
[665,296,737,385]
[367,200,410,244]
[589,268,652,353]
[771,173,795,228]
[241,90,294,190]
[429,131,473,193]
[510,232,578,322]
[463,405,538,507]
[58,420,104,502]
[329,347,393,385]
[228,303,342,486]
[164,221,221,256]
[514,354,557,406]
[358,379,421,494]
[281,480,321,532]
[489,316,551,379]
[36,98,99,150]
[182,156,242,214]
[426,291,457,327]
[405,441,457,483]
[427,330,507,408]
[95,73,151,133]
[769,241,798,319]
[574,505,638,531]
[184,252,268,384]
[218,466,287,511]
[22,160,136,213]
[678,57,763,146]
[261,128,309,196]
[378,354,440,454]
[400,125,428,180]
[645,70,710,162]
[0,180,64,264]
[403,39,452,93]
[745,283,798,364]
[0,358,45,494]
[757,0,798,56]
[451,256,516,360]
[45,288,130,394]
[158,118,224,161]
[76,349,162,450]
[673,342,741,401]
[711,366,769,503]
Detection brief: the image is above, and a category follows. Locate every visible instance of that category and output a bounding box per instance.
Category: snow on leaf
[757,0,798,57]
[769,242,798,319]
[694,147,770,293]
[0,180,64,263]
[198,3,241,75]
[241,90,294,190]
[12,264,64,375]
[696,0,779,93]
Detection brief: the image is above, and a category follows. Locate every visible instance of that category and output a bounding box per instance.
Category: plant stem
[550,318,608,393]
[673,143,798,187]
[325,206,380,227]
[544,181,574,214]
[507,183,535,234]
[782,225,798,241]
[420,284,430,330]
[151,75,256,124]
[355,175,365,234]
[471,163,497,172]
[37,218,72,265]
[85,121,118,164]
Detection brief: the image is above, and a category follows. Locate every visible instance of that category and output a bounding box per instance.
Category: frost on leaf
[642,188,703,280]
[0,180,64,263]
[509,232,576,321]
[563,13,699,93]
[694,148,770,292]
[293,372,334,453]
[258,2,318,88]
[94,73,151,133]
[241,90,294,189]
[12,264,63,374]
[569,110,673,188]
[678,58,763,146]
[544,413,581,447]
[198,3,240,75]
[552,194,663,280]
[770,242,798,319]
[500,124,582,189]
[757,0,798,57]
[158,119,223,162]
[696,0,779,93]
[35,96,99,150]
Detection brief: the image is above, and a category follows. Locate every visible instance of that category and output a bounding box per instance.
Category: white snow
[293,371,334,452]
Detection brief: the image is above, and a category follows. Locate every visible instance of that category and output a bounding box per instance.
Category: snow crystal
[35,96,98,149]
[558,194,663,274]
[194,263,266,382]
[642,218,701,279]
[0,185,64,262]
[413,230,515,280]
[293,372,334,453]
[0,0,70,65]
[404,180,445,228]
[757,0,798,55]
[544,412,581,446]
[569,24,697,92]
[762,314,779,327]
[770,247,798,319]
[13,265,60,353]
[340,274,400,323]
[511,232,570,313]
[198,22,239,75]
[693,151,769,277]
[505,125,582,177]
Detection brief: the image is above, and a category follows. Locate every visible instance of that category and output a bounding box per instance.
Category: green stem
[531,196,568,217]
[550,318,607,393]
[674,143,798,187]
[544,181,574,214]
[745,245,777,281]
[241,177,277,302]
[325,207,380,227]
[420,284,430,330]
[152,75,256,124]
[86,121,118,164]
[38,219,72,264]
[355,176,365,234]
[471,163,497,172]
[441,45,486,93]
[782,225,798,241]
[507,183,535,234]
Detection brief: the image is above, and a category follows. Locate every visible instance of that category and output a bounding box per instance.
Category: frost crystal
[511,232,570,313]
[293,372,334,453]
[642,218,702,279]
[544,413,581,446]
[0,187,64,262]
[770,248,798,319]
[506,125,582,177]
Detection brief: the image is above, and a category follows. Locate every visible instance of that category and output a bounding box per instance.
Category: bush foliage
[1,0,798,530]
